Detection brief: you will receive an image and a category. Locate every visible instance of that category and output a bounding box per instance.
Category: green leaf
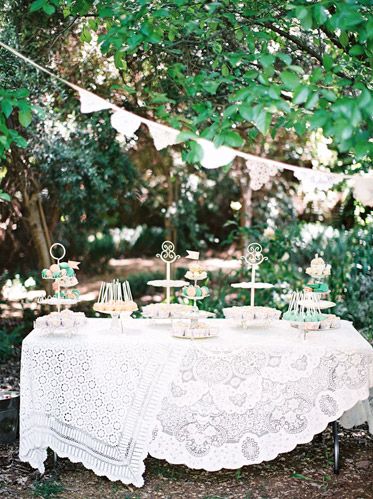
[186,140,203,162]
[280,71,300,90]
[291,473,312,481]
[1,99,13,118]
[0,191,11,202]
[239,104,252,121]
[252,106,270,135]
[349,45,364,56]
[276,53,292,65]
[42,3,55,15]
[221,130,244,147]
[80,26,92,43]
[176,131,197,143]
[339,32,349,48]
[13,134,28,148]
[293,85,309,105]
[313,5,328,27]
[29,0,45,13]
[323,54,333,71]
[13,89,29,98]
[305,92,319,110]
[114,51,125,69]
[295,6,313,30]
[221,64,230,77]
[243,70,258,80]
[259,54,275,68]
[18,109,32,127]
[202,81,221,95]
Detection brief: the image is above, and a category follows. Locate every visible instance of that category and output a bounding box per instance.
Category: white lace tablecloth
[20,319,373,486]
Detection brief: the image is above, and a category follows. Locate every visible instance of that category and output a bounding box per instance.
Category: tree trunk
[239,169,253,252]
[23,192,51,271]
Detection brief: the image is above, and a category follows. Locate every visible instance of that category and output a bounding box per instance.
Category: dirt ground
[0,426,372,499]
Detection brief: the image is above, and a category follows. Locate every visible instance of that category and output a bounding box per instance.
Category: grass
[32,477,65,498]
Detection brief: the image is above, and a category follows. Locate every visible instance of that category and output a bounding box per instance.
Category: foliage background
[0,0,372,360]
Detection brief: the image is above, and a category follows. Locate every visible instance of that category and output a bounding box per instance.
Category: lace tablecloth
[20,319,373,486]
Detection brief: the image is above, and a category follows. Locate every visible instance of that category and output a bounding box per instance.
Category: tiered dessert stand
[36,243,86,334]
[283,254,340,336]
[38,243,81,311]
[223,242,281,328]
[93,280,138,333]
[142,241,191,319]
[172,260,217,339]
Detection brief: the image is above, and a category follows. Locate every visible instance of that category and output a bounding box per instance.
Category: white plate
[147,279,188,287]
[298,299,336,309]
[39,298,79,305]
[231,282,274,289]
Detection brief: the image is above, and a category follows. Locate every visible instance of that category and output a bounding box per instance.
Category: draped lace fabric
[149,321,373,470]
[20,319,373,487]
[19,322,179,487]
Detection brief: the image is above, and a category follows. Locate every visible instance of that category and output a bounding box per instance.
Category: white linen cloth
[20,319,373,486]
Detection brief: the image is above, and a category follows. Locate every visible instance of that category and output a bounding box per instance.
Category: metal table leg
[53,451,58,469]
[332,420,340,474]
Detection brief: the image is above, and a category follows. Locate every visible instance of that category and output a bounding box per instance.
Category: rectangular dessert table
[19,318,373,487]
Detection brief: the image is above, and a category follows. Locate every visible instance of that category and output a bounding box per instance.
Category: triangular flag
[294,167,343,191]
[78,89,113,113]
[148,123,179,150]
[186,250,199,260]
[246,160,279,190]
[197,138,236,169]
[110,110,142,138]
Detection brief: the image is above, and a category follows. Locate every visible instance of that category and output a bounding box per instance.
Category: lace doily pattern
[19,328,178,487]
[150,343,373,470]
[246,160,279,190]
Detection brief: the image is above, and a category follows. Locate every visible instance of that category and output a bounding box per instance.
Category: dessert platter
[143,241,190,319]
[35,309,87,334]
[142,303,193,319]
[223,242,281,328]
[94,280,138,332]
[36,243,86,334]
[282,254,340,334]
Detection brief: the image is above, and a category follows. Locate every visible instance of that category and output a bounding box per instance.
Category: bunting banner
[78,89,113,114]
[0,41,372,207]
[110,110,142,138]
[147,122,180,151]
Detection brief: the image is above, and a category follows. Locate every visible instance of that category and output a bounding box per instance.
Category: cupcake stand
[172,259,217,339]
[283,254,340,338]
[142,241,191,320]
[35,243,86,335]
[223,242,281,327]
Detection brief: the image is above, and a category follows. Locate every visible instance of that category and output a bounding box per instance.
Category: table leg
[53,451,58,469]
[332,420,340,474]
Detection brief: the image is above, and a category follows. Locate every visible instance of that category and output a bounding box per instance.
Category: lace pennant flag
[294,167,344,191]
[352,175,373,207]
[148,123,180,150]
[78,89,113,114]
[246,160,279,190]
[111,110,142,138]
[197,138,236,169]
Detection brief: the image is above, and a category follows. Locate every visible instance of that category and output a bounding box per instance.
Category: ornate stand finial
[156,241,180,303]
[241,243,267,307]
